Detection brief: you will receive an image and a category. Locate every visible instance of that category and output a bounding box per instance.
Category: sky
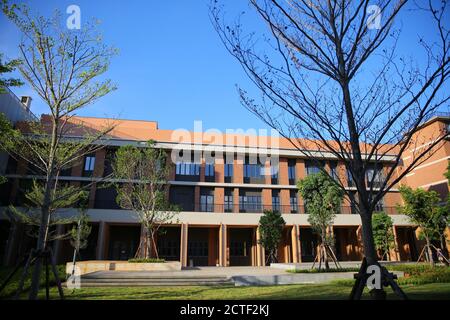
[0,0,448,135]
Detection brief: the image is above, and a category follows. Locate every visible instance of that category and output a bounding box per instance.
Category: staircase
[74,271,235,287]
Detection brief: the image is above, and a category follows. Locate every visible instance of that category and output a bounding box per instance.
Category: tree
[298,172,343,270]
[258,209,286,264]
[372,211,395,261]
[0,4,117,299]
[112,140,179,259]
[69,209,91,276]
[0,53,23,93]
[0,112,20,185]
[399,186,445,266]
[211,0,449,296]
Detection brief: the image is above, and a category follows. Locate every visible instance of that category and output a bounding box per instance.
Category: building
[0,111,449,267]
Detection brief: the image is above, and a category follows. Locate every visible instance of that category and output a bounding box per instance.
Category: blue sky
[0,1,448,134]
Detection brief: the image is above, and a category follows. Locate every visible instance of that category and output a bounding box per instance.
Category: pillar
[52,224,65,264]
[279,158,289,185]
[219,224,228,266]
[215,187,224,212]
[96,221,107,260]
[194,186,200,212]
[291,225,300,263]
[262,188,272,212]
[256,226,265,266]
[180,223,189,267]
[391,225,400,261]
[280,189,290,213]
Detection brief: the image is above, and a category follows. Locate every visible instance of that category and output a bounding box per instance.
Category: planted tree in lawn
[372,211,395,261]
[399,186,447,266]
[211,0,449,298]
[298,172,343,270]
[112,141,179,260]
[69,207,91,277]
[258,209,286,264]
[0,4,116,299]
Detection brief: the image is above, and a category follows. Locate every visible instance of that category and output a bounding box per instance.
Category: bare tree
[211,0,449,296]
[1,4,117,299]
[112,141,180,260]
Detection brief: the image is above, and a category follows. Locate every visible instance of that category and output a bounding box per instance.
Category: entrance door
[108,225,140,260]
[229,228,253,266]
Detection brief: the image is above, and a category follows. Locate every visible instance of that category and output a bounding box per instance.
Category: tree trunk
[425,237,434,267]
[28,179,54,300]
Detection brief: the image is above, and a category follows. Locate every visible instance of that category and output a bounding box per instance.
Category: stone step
[77,280,234,287]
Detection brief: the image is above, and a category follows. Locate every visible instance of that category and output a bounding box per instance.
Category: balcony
[91,200,400,215]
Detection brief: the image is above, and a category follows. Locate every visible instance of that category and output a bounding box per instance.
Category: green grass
[39,282,450,300]
[0,264,66,298]
[127,258,166,263]
[287,267,360,273]
[2,263,450,300]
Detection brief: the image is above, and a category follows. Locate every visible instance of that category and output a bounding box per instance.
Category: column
[194,186,200,212]
[256,226,265,266]
[262,188,272,211]
[233,188,239,213]
[391,225,400,261]
[180,223,189,267]
[233,157,243,184]
[215,187,224,212]
[278,158,289,185]
[280,189,290,213]
[219,224,228,266]
[96,221,107,260]
[291,225,300,263]
[52,224,65,264]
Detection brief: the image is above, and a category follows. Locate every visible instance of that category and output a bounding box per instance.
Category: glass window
[205,163,215,177]
[305,160,323,176]
[224,163,233,177]
[272,190,280,212]
[200,194,214,212]
[288,159,296,180]
[176,162,200,176]
[290,190,298,213]
[83,155,95,174]
[329,161,338,180]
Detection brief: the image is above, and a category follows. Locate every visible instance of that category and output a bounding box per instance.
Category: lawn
[1,263,450,300]
[41,282,450,300]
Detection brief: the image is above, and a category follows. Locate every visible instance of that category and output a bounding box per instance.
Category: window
[347,168,354,187]
[290,190,298,213]
[176,162,200,175]
[374,197,384,212]
[272,190,280,212]
[205,163,215,182]
[243,158,264,183]
[271,165,279,184]
[329,161,338,180]
[83,155,95,176]
[200,188,214,212]
[366,164,385,188]
[288,159,296,184]
[224,189,233,212]
[305,160,324,176]
[239,190,262,213]
[188,241,208,257]
[224,163,233,183]
[200,194,214,212]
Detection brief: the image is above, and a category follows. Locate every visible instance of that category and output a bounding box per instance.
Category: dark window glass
[224,189,233,212]
[272,190,280,212]
[290,190,298,213]
[305,160,324,176]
